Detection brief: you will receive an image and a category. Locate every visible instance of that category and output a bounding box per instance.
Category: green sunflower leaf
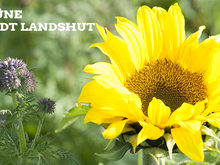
[178,151,220,165]
[55,105,91,133]
[95,140,132,161]
[163,153,191,165]
[162,150,220,165]
[204,137,220,154]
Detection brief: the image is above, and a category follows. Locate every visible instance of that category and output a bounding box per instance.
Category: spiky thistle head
[37,98,56,114]
[0,57,37,92]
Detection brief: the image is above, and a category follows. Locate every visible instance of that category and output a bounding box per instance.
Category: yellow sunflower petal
[84,62,123,84]
[206,112,220,128]
[190,99,207,119]
[84,84,144,122]
[171,124,204,162]
[183,26,211,73]
[209,86,220,106]
[152,6,167,60]
[93,75,130,94]
[116,17,138,30]
[163,3,185,62]
[202,101,220,116]
[96,24,107,40]
[93,75,123,90]
[102,119,128,139]
[84,108,123,124]
[115,17,146,71]
[165,103,195,126]
[137,123,164,145]
[84,62,114,76]
[178,121,201,132]
[152,7,167,32]
[178,26,206,73]
[90,25,136,80]
[78,79,132,119]
[123,93,146,121]
[137,5,162,63]
[206,78,220,105]
[148,97,171,128]
[91,94,134,118]
[204,36,220,80]
[78,80,107,105]
[203,36,220,103]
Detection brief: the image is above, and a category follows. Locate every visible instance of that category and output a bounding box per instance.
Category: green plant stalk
[138,150,143,165]
[31,112,46,150]
[142,150,159,165]
[12,91,27,153]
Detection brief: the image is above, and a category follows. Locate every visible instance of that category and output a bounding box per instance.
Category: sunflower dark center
[124,60,208,116]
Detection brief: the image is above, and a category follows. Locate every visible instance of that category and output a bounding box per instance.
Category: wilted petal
[163,133,175,160]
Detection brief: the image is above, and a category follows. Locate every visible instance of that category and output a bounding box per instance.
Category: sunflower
[78,3,220,162]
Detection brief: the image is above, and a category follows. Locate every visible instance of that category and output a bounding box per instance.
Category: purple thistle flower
[0,57,37,92]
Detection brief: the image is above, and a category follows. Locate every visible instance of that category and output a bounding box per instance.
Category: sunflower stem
[12,91,27,153]
[138,150,142,165]
[142,149,159,165]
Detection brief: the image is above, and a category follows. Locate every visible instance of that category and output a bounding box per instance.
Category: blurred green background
[0,0,220,164]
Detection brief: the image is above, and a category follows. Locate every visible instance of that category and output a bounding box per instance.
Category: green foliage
[163,151,220,165]
[25,133,79,165]
[0,59,77,164]
[96,140,133,161]
[0,90,77,165]
[55,105,91,133]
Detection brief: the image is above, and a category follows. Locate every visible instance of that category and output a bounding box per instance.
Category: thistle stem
[31,112,46,150]
[142,150,159,165]
[12,91,27,153]
[11,91,18,108]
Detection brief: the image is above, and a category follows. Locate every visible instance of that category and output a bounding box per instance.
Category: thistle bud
[37,98,56,114]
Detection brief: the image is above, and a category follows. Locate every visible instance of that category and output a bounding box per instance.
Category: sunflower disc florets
[0,57,37,92]
[37,98,56,114]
